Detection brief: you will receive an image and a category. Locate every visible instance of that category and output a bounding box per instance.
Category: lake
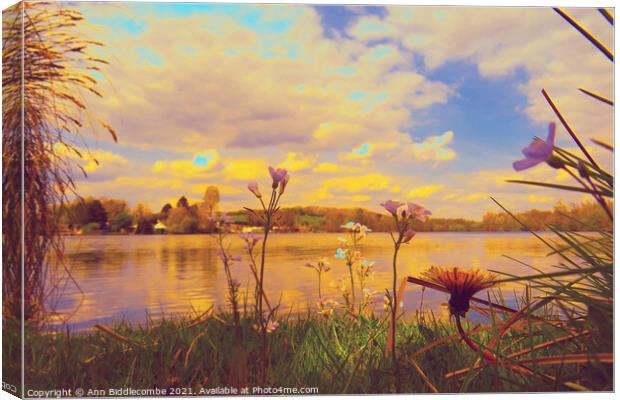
[49,232,562,330]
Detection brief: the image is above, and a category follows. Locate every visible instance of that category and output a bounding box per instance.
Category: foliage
[110,211,133,232]
[166,207,198,234]
[2,2,114,321]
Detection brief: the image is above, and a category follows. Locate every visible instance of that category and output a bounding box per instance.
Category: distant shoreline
[61,230,592,237]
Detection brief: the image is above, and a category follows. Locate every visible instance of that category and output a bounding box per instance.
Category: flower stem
[455,315,537,378]
[391,240,401,393]
[347,262,355,308]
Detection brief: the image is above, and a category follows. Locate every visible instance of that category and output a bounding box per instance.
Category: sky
[63,3,613,218]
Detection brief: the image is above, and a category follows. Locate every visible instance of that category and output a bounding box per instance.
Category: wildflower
[513,122,558,171]
[266,320,279,333]
[240,232,261,247]
[403,229,416,243]
[357,223,371,238]
[421,267,496,317]
[408,203,431,222]
[268,166,288,189]
[381,200,405,216]
[317,257,330,272]
[341,221,356,230]
[279,172,290,195]
[335,248,349,260]
[248,182,261,198]
[360,259,375,276]
[305,257,331,273]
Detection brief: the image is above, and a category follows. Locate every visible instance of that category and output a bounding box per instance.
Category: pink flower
[279,172,290,194]
[381,200,405,216]
[248,182,261,198]
[266,320,279,333]
[408,203,431,222]
[513,123,556,171]
[268,166,288,189]
[403,229,416,243]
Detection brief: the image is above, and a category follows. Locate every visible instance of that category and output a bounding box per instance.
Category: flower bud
[248,182,261,198]
[545,155,565,169]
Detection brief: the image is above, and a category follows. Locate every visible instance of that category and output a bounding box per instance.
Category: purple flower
[240,232,261,247]
[403,229,416,243]
[279,172,290,194]
[381,200,405,216]
[248,182,261,198]
[513,123,556,171]
[407,203,431,222]
[268,166,288,189]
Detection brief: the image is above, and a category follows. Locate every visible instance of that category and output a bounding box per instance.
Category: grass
[4,304,605,394]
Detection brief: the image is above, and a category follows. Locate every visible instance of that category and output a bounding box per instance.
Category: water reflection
[51,232,561,330]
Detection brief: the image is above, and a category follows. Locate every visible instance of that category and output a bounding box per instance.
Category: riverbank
[5,308,600,394]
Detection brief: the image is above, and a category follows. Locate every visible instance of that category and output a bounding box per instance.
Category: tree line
[58,186,222,234]
[58,186,611,234]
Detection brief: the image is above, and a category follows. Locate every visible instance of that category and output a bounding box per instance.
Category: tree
[110,212,132,232]
[101,198,128,223]
[203,185,220,216]
[166,207,198,234]
[176,196,189,208]
[134,203,155,234]
[160,203,173,220]
[87,200,108,229]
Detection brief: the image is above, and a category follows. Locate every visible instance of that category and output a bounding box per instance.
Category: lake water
[49,232,562,330]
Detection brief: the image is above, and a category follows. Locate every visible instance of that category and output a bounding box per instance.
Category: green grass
[4,307,601,395]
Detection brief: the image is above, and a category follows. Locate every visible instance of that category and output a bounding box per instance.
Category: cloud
[278,152,315,172]
[457,193,488,203]
[528,194,554,204]
[66,5,610,219]
[406,185,445,198]
[54,143,129,182]
[410,131,457,162]
[222,158,270,181]
[349,16,396,41]
[77,4,454,158]
[348,7,612,148]
[152,149,220,180]
[321,173,394,194]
